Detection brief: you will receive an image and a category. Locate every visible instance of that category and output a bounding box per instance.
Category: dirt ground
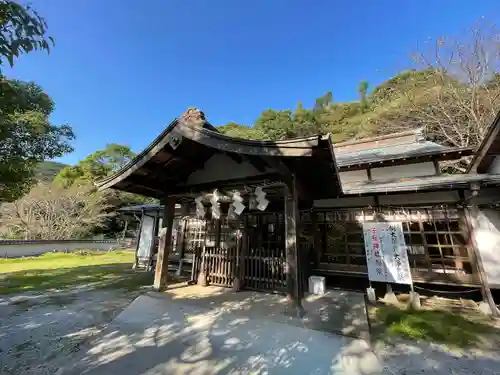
[0,288,143,375]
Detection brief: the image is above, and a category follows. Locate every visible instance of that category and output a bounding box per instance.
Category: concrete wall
[470,208,500,289]
[0,240,121,258]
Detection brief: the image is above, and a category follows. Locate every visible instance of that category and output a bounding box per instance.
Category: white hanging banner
[362,222,412,285]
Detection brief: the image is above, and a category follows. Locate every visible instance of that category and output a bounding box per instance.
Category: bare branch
[0,183,112,240]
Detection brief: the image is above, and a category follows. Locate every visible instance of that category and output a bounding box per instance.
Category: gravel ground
[2,288,500,375]
[0,288,140,375]
[376,341,500,375]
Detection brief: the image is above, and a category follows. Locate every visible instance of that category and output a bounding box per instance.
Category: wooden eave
[467,110,500,174]
[95,111,342,200]
[338,147,474,171]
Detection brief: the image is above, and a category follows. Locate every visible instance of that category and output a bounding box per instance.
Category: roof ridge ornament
[414,127,426,143]
[179,107,206,127]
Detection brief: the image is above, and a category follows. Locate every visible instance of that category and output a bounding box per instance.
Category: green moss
[371,304,495,348]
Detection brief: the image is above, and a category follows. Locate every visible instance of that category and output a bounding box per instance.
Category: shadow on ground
[60,284,500,375]
[62,290,379,375]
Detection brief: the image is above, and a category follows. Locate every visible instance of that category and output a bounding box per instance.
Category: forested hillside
[216,68,500,157]
[35,161,68,182]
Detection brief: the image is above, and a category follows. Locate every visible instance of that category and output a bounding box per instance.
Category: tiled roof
[335,141,446,167]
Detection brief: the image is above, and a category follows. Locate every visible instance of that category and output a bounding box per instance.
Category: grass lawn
[369,303,499,348]
[0,251,154,295]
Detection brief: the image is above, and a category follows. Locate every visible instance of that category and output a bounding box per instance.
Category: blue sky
[6,0,500,165]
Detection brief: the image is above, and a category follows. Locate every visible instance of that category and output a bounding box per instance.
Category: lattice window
[182,217,206,257]
[314,206,474,277]
[384,207,473,276]
[315,210,366,266]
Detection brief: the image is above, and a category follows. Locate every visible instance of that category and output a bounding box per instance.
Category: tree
[292,101,327,137]
[55,143,135,187]
[358,81,369,112]
[0,78,74,202]
[0,0,54,72]
[216,122,263,139]
[253,109,295,140]
[369,22,500,170]
[0,183,111,240]
[53,144,157,237]
[314,91,333,112]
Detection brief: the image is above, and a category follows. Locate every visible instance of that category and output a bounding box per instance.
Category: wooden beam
[284,175,304,316]
[166,173,283,195]
[153,197,176,291]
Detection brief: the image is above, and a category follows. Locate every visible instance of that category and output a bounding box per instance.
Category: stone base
[232,278,241,292]
[408,291,421,310]
[284,297,305,319]
[478,301,494,316]
[383,291,399,305]
[152,284,167,292]
[366,287,376,304]
[197,271,208,287]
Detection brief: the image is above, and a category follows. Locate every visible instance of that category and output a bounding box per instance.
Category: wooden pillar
[153,197,176,291]
[284,175,304,316]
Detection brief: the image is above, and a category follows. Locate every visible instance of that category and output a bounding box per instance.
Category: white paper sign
[362,222,412,285]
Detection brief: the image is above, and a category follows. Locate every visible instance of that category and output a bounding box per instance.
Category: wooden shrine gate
[242,212,286,292]
[191,212,287,293]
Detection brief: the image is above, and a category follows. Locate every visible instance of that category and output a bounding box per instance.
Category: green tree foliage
[55,143,135,187]
[358,81,369,112]
[53,144,157,237]
[54,143,154,208]
[0,78,74,202]
[0,2,67,202]
[0,0,54,72]
[216,122,264,139]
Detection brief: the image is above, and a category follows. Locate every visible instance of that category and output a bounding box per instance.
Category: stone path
[59,293,381,375]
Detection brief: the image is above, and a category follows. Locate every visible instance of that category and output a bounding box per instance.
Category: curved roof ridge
[95,108,327,190]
